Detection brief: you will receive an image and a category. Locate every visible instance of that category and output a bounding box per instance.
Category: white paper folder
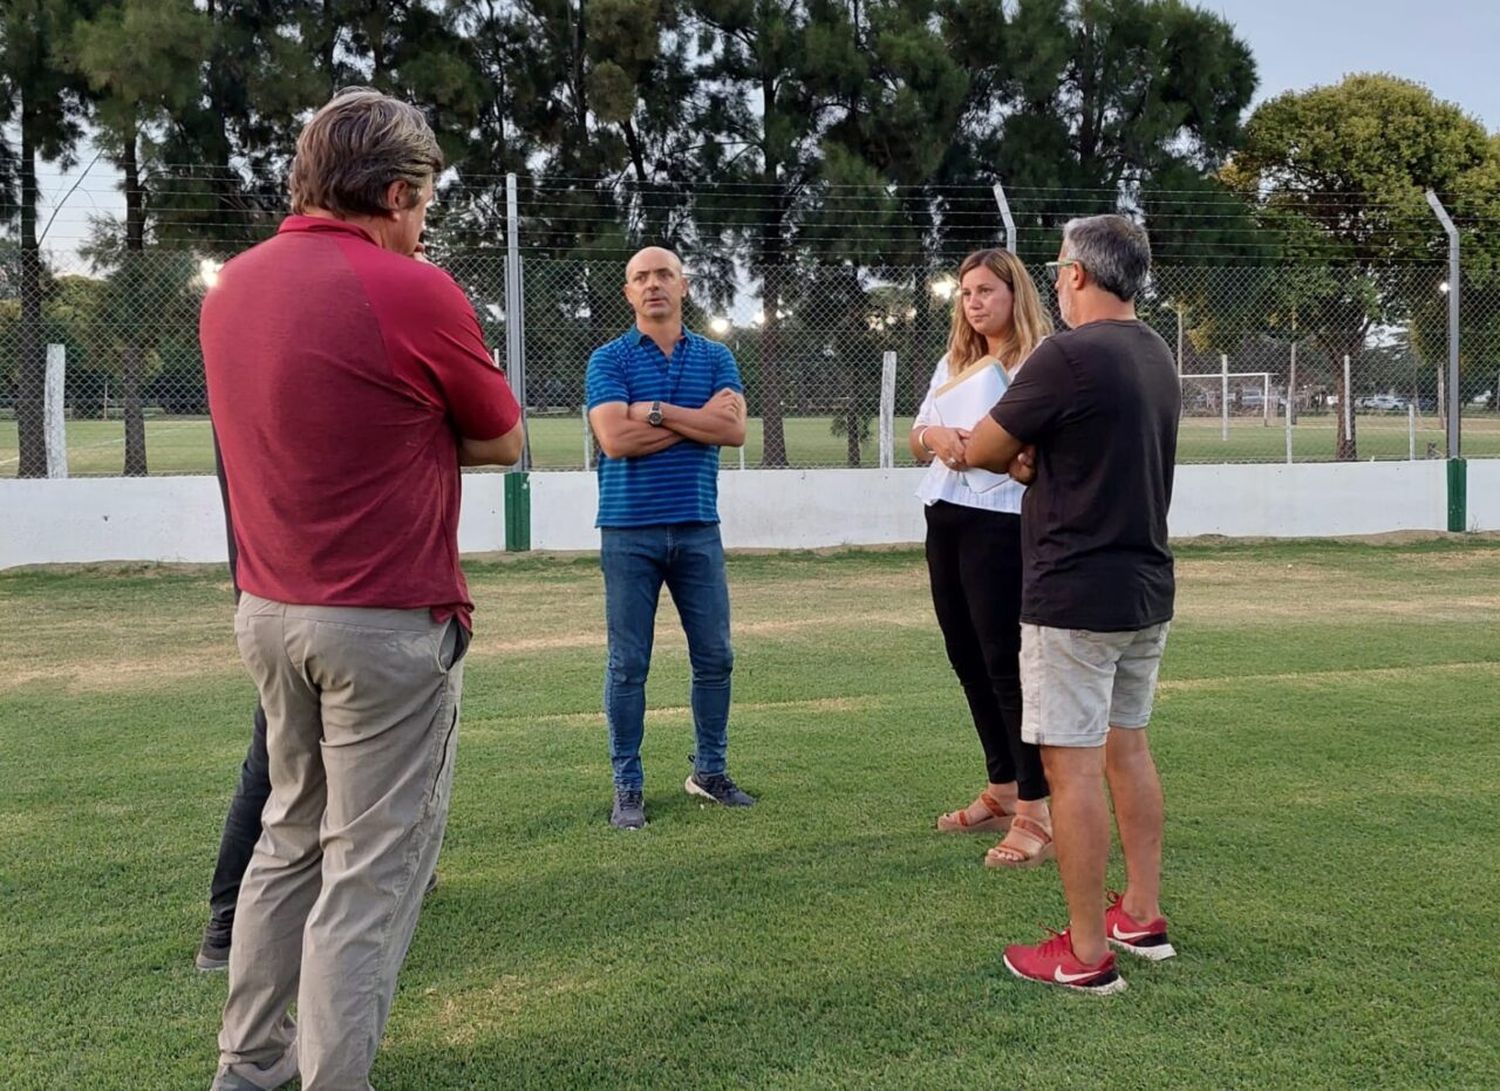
[933,359,1011,493]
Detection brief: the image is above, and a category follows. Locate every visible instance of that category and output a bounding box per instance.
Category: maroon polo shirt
[201,215,521,628]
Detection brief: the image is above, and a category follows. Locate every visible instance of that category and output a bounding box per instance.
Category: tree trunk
[843,402,861,467]
[122,119,148,476]
[757,257,788,467]
[16,98,48,478]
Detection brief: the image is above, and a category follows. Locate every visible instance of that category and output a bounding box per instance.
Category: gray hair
[1061,215,1151,302]
[289,88,443,217]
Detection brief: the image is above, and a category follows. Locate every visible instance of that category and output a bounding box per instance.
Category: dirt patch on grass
[483,694,887,731]
[1160,659,1500,694]
[0,649,244,696]
[427,972,597,1046]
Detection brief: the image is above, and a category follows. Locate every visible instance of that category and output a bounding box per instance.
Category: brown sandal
[984,814,1055,869]
[936,789,1015,834]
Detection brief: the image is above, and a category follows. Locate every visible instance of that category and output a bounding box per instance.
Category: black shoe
[196,927,231,972]
[610,789,647,829]
[424,870,439,897]
[685,771,756,807]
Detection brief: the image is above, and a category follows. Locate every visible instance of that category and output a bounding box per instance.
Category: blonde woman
[911,248,1054,868]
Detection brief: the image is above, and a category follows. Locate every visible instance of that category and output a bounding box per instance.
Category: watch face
[648,410,663,425]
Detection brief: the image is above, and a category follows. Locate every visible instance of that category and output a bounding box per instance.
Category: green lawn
[5,413,1499,476]
[2,541,1498,1088]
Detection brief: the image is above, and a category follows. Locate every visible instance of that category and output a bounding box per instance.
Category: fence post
[1220,354,1229,442]
[991,182,1017,255]
[1289,335,1298,426]
[45,344,67,479]
[1284,389,1293,464]
[504,172,532,549]
[1350,354,1362,453]
[581,403,591,470]
[1409,404,1417,461]
[1175,303,1184,377]
[1426,189,1466,531]
[879,351,897,469]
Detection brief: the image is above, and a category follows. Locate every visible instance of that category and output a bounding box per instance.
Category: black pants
[206,703,271,942]
[924,501,1048,801]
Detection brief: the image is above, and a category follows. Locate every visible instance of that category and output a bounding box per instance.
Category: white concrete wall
[1,461,1491,569]
[1169,461,1450,538]
[0,474,509,569]
[527,470,930,552]
[1469,459,1500,532]
[1,477,229,568]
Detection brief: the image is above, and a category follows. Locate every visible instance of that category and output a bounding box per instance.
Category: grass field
[2,540,1499,1088]
[5,413,1500,476]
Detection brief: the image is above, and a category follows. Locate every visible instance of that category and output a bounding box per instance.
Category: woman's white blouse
[912,354,1024,514]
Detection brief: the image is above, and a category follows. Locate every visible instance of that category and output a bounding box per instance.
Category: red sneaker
[1002,928,1126,995]
[1105,890,1176,961]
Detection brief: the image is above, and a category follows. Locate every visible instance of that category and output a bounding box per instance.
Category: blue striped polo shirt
[586,327,744,528]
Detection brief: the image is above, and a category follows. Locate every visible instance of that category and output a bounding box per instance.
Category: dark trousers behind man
[198,705,271,968]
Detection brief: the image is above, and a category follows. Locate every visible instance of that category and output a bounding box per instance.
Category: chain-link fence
[5,241,1497,478]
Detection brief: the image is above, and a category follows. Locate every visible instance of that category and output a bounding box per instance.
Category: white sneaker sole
[1003,954,1128,995]
[1108,936,1177,961]
[684,776,721,803]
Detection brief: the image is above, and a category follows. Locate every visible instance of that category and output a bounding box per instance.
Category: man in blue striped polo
[586,246,755,829]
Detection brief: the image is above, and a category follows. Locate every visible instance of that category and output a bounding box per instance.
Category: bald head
[624,246,688,328]
[625,246,683,280]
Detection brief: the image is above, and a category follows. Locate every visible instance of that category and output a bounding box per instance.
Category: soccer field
[5,413,1500,475]
[3,541,1499,1088]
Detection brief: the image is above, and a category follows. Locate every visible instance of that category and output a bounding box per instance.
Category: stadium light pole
[1426,189,1465,531]
[504,172,532,549]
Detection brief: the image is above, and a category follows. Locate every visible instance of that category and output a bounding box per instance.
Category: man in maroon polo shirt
[201,89,522,1091]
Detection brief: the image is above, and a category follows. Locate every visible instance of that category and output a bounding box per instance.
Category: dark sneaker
[1105,890,1176,961]
[196,928,231,972]
[209,1039,298,1090]
[610,789,647,829]
[424,870,439,897]
[685,772,757,807]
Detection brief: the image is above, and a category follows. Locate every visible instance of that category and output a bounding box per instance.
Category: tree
[0,0,98,477]
[1222,75,1490,459]
[689,0,882,466]
[964,0,1257,260]
[147,0,321,252]
[70,0,207,474]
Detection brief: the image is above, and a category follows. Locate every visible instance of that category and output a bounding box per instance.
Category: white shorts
[1019,622,1171,748]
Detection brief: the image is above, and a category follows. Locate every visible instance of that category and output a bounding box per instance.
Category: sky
[26,0,1500,271]
[1213,0,1499,126]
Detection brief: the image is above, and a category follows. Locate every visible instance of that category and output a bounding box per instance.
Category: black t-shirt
[991,319,1180,632]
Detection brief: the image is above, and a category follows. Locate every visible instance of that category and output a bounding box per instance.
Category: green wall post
[504,471,531,551]
[1447,458,1467,533]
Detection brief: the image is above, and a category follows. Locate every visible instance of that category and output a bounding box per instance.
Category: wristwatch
[647,400,664,426]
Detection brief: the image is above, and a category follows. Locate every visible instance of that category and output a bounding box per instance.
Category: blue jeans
[601,523,734,790]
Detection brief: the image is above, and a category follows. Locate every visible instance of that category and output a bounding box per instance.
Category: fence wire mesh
[5,212,1497,478]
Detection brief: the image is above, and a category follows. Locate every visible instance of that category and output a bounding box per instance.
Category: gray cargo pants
[216,593,466,1090]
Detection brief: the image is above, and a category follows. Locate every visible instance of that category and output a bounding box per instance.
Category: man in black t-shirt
[967,215,1181,995]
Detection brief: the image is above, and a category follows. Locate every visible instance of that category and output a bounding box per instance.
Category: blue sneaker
[610,789,647,829]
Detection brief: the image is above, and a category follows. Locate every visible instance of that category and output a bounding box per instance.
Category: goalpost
[1180,356,1272,440]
